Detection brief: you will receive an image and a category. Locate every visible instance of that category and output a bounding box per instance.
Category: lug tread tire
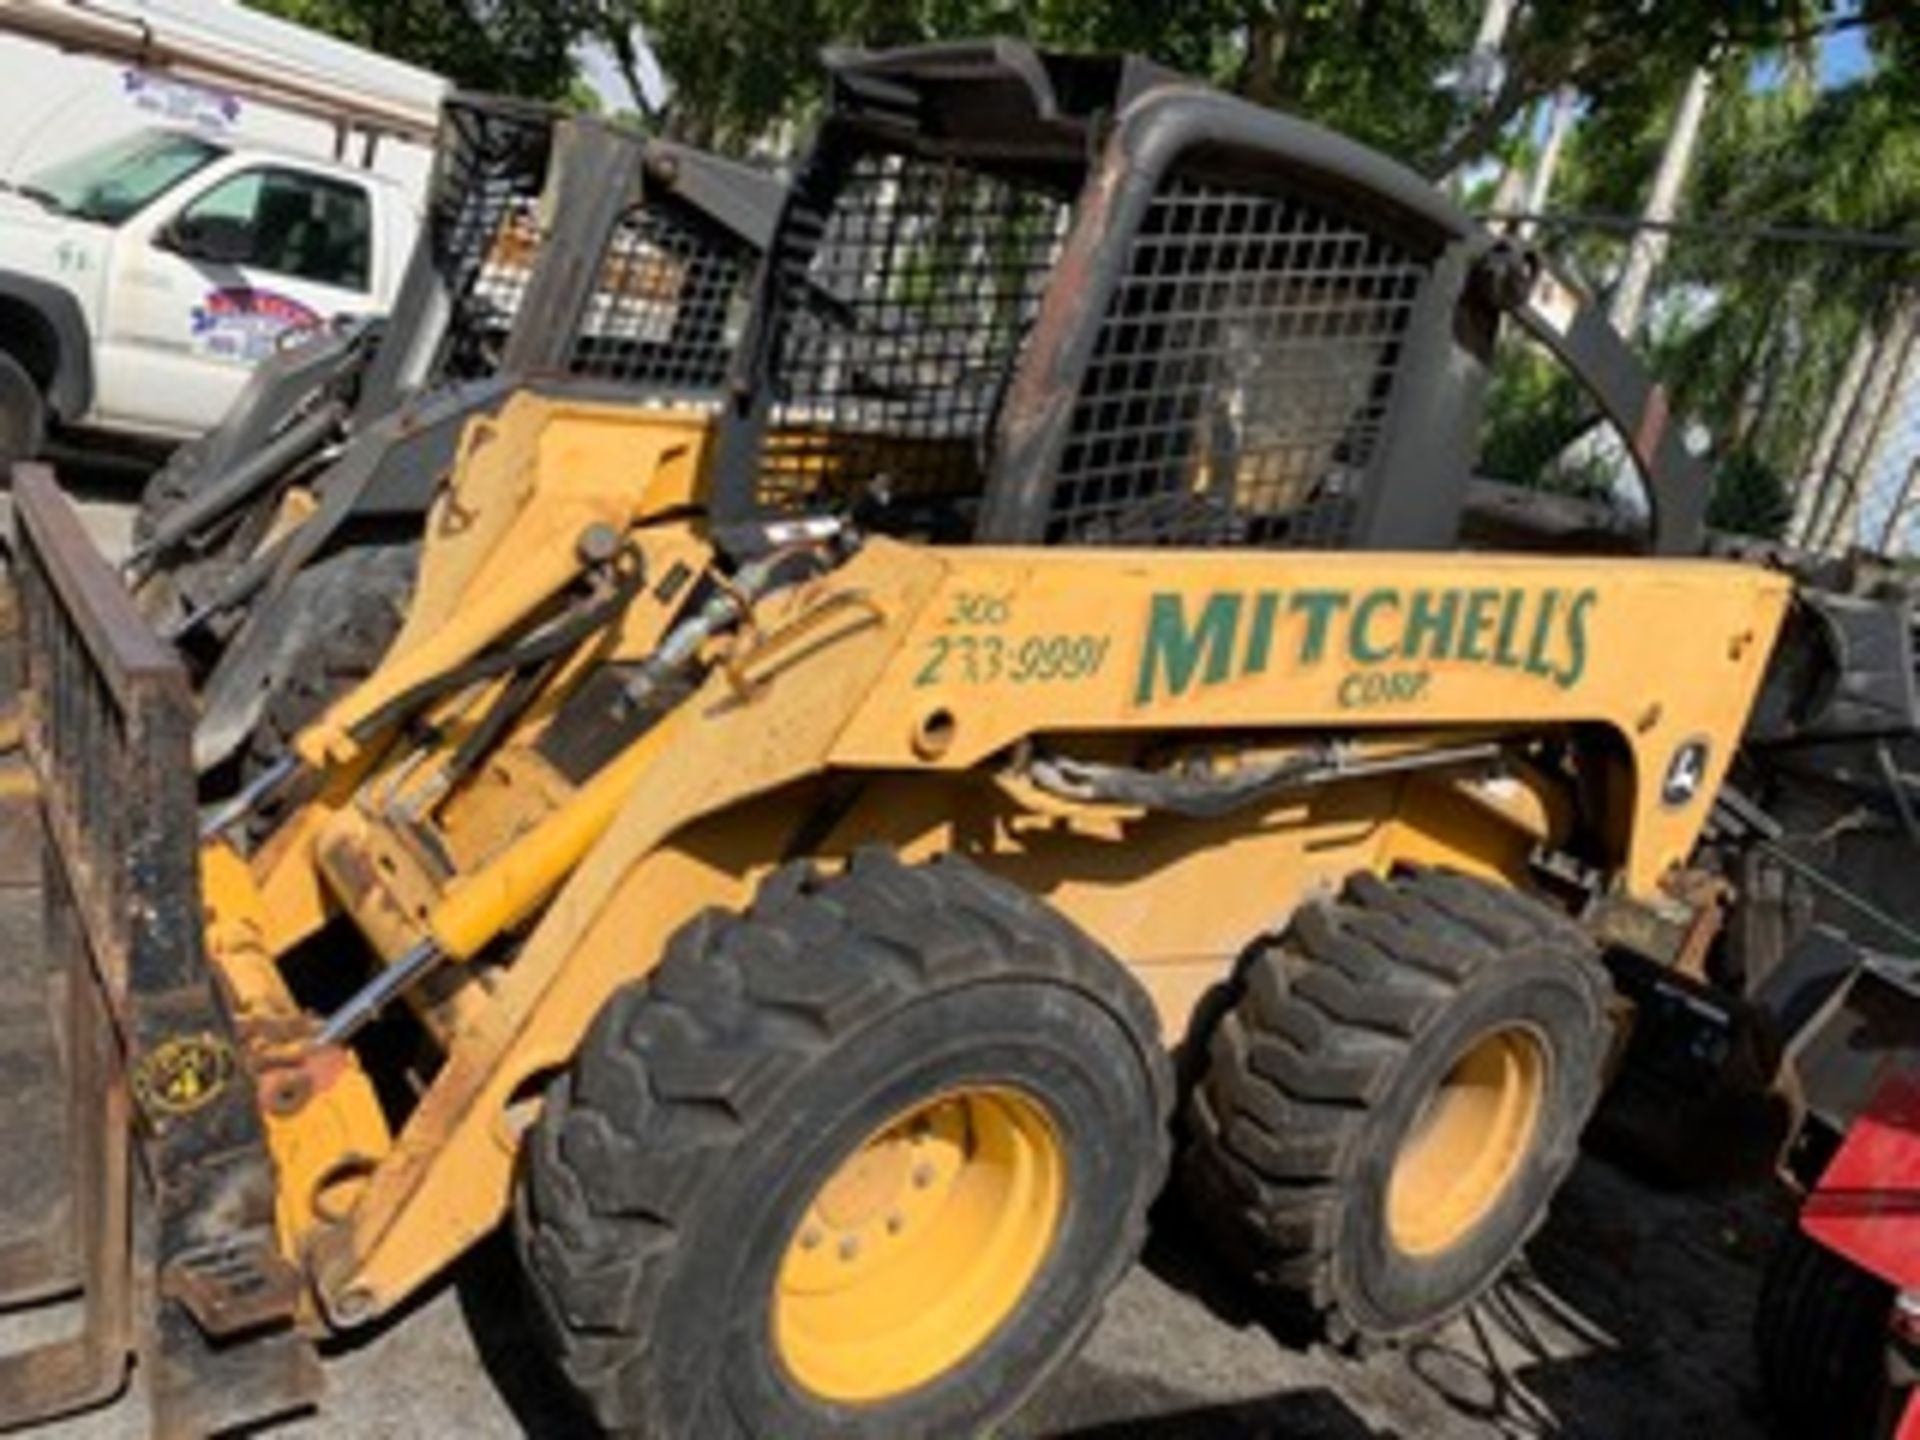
[242,542,417,782]
[0,350,45,474]
[1185,865,1608,1341]
[516,849,1172,1438]
[1756,1224,1896,1438]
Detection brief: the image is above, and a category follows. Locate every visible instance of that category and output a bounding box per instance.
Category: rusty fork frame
[2,466,317,1436]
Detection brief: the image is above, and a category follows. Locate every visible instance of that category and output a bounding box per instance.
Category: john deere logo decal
[1660,738,1711,808]
[1135,586,1597,708]
[133,1034,236,1118]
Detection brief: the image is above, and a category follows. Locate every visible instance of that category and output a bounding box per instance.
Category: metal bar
[315,940,443,1046]
[1482,210,1920,252]
[1758,838,1920,961]
[125,401,344,573]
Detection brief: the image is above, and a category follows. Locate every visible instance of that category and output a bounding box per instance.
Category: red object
[1803,1069,1920,1290]
[1803,1069,1920,1438]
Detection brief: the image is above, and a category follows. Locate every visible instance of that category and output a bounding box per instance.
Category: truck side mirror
[164,215,255,266]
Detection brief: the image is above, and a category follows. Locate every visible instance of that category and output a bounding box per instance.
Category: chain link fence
[1478,214,1920,560]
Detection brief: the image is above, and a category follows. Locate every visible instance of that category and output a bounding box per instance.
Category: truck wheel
[1757,1225,1899,1438]
[0,351,45,478]
[1184,866,1608,1342]
[516,849,1171,1438]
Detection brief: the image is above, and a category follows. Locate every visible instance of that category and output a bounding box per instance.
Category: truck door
[93,164,380,436]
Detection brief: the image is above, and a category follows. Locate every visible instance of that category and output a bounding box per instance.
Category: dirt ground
[4,469,1798,1440]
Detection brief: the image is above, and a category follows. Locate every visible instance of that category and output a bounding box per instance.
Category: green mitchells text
[1134,586,1598,705]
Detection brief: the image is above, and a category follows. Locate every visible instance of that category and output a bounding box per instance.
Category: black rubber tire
[240,541,417,783]
[1756,1224,1898,1439]
[1183,866,1609,1343]
[515,849,1172,1439]
[0,350,45,478]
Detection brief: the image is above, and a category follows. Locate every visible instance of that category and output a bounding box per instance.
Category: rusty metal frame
[706,40,1493,553]
[4,465,318,1435]
[707,39,1711,559]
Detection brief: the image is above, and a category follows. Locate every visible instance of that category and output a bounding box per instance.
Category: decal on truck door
[191,286,321,362]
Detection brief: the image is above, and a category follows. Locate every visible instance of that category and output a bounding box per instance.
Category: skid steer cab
[0,37,1828,1438]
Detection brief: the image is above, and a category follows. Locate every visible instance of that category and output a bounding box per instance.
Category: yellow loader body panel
[205,391,1788,1317]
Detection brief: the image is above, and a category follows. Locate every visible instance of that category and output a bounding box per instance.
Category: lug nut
[799,1227,822,1251]
[912,1161,935,1189]
[838,1236,860,1261]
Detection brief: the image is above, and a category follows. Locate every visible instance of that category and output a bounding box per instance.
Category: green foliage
[246,0,595,99]
[624,0,1245,150]
[1707,446,1794,539]
[1480,344,1605,498]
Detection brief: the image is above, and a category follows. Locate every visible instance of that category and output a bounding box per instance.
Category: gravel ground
[3,468,1795,1440]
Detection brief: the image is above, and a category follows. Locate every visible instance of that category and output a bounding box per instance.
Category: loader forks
[0,465,313,1432]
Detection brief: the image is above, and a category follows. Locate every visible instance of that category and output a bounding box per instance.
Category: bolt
[912,1161,936,1189]
[886,1212,905,1235]
[576,522,622,566]
[331,1287,378,1326]
[799,1227,822,1251]
[838,1235,860,1261]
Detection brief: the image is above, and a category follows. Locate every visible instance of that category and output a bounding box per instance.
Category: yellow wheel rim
[1385,1025,1546,1257]
[773,1087,1065,1404]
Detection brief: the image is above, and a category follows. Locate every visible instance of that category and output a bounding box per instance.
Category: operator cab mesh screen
[567,199,754,392]
[431,105,553,381]
[1050,177,1429,548]
[758,153,1071,530]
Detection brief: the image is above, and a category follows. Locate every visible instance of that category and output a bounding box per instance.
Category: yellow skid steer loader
[0,38,1909,1439]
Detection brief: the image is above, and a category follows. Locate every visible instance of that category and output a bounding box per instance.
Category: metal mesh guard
[432,104,553,378]
[1051,178,1428,548]
[567,200,754,391]
[758,153,1070,517]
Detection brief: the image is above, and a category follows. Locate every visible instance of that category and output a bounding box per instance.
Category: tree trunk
[1817,295,1920,553]
[1241,8,1291,107]
[1728,319,1778,452]
[1487,150,1529,234]
[1457,0,1519,105]
[1853,299,1920,553]
[1793,324,1879,545]
[1516,87,1576,241]
[1875,454,1920,555]
[1431,68,1537,181]
[1608,64,1714,339]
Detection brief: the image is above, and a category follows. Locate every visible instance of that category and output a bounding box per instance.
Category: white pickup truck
[0,126,419,467]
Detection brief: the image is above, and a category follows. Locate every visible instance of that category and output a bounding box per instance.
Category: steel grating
[567,199,755,391]
[1050,179,1429,548]
[429,102,554,380]
[757,153,1071,523]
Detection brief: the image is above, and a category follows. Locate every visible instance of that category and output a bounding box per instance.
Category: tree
[246,0,599,99]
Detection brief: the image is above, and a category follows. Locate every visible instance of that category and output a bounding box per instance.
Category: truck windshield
[24,131,226,225]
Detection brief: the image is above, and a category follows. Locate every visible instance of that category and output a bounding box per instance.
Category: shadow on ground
[417,1154,1789,1439]
[1020,1155,1787,1440]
